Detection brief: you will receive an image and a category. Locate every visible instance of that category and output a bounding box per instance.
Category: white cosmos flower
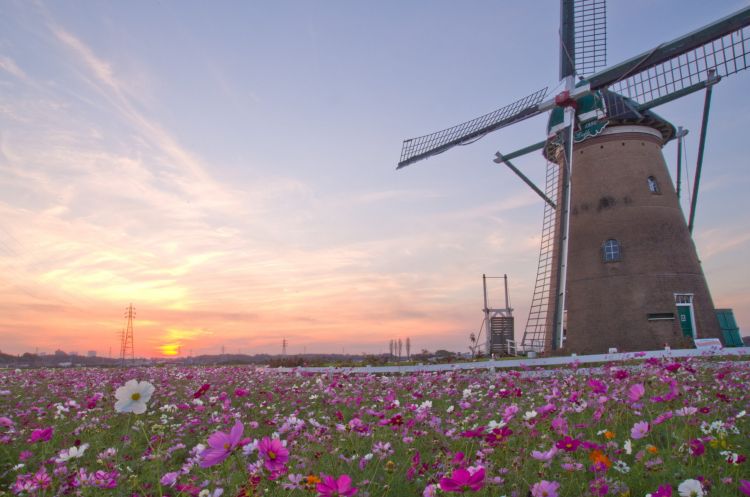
[55,443,89,463]
[677,479,704,497]
[115,380,155,414]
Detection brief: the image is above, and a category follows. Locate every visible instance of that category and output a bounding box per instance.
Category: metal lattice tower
[120,304,135,366]
[521,159,560,352]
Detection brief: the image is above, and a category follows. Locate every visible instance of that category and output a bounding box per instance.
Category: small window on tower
[603,239,621,262]
[647,176,660,193]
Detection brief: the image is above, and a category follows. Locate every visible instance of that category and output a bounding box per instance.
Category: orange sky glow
[1,2,748,358]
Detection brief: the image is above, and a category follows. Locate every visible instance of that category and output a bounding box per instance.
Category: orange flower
[646,444,658,454]
[589,449,612,469]
[305,474,321,489]
[604,431,615,440]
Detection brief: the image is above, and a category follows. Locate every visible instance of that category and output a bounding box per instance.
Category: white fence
[272,347,750,375]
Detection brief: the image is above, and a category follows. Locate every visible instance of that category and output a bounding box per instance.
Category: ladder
[521,160,560,352]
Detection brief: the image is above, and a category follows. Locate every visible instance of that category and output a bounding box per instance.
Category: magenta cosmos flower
[555,435,581,452]
[439,468,485,492]
[258,436,289,472]
[531,480,560,497]
[316,474,358,497]
[28,427,53,443]
[199,421,244,468]
[652,485,673,497]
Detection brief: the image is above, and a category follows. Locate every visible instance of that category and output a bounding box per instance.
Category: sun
[159,344,180,356]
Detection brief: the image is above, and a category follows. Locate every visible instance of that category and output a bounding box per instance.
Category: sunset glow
[1,1,748,357]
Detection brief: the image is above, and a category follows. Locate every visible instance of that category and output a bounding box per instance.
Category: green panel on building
[715,309,743,347]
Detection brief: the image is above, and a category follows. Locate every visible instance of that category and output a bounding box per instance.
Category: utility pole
[282,338,287,355]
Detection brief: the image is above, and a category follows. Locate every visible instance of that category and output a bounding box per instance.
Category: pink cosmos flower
[199,421,244,468]
[652,484,673,497]
[316,474,358,497]
[258,437,290,472]
[739,480,750,496]
[531,446,558,461]
[531,480,560,497]
[439,468,485,492]
[160,471,179,486]
[423,483,438,497]
[628,384,645,402]
[28,427,53,443]
[631,421,649,439]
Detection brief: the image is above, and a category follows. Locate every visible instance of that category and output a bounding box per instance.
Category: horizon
[1,1,749,357]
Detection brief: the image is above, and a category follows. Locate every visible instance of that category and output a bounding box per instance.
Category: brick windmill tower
[396,1,750,354]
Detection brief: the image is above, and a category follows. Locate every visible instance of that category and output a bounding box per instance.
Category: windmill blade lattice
[588,7,750,113]
[573,0,607,76]
[398,87,548,169]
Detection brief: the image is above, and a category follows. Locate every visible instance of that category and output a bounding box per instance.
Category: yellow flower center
[131,392,141,401]
[268,450,276,460]
[224,442,231,450]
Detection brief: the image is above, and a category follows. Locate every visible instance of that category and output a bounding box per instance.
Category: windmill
[397,1,750,355]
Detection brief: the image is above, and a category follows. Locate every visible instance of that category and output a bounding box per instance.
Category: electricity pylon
[120,304,135,366]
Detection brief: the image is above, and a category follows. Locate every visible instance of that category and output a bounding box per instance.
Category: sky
[0,0,748,358]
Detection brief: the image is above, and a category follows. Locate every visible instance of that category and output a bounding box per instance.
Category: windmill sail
[573,0,607,77]
[398,87,548,169]
[589,6,750,111]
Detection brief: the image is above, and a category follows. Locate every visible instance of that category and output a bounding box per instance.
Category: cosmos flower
[439,467,485,492]
[531,446,558,462]
[628,383,645,402]
[677,479,703,497]
[316,474,358,497]
[555,436,581,452]
[258,436,289,472]
[630,421,649,439]
[114,380,155,414]
[739,480,750,496]
[193,383,211,399]
[28,427,53,443]
[647,484,674,497]
[55,443,89,463]
[199,421,244,468]
[531,480,560,497]
[689,439,705,457]
[160,471,180,486]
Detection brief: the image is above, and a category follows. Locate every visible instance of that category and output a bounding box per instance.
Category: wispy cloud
[0,55,28,80]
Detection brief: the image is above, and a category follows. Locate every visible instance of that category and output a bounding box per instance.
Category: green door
[677,306,694,338]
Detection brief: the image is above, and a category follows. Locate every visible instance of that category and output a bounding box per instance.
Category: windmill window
[602,239,621,262]
[647,176,660,193]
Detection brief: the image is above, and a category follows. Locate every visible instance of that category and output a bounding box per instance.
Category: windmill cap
[544,89,676,160]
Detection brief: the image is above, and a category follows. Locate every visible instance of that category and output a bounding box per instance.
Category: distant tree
[406,337,411,359]
[397,338,403,361]
[388,340,394,358]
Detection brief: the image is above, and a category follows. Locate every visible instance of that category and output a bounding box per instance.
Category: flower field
[1,357,749,496]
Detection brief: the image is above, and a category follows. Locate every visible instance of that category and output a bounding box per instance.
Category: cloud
[0,55,28,80]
